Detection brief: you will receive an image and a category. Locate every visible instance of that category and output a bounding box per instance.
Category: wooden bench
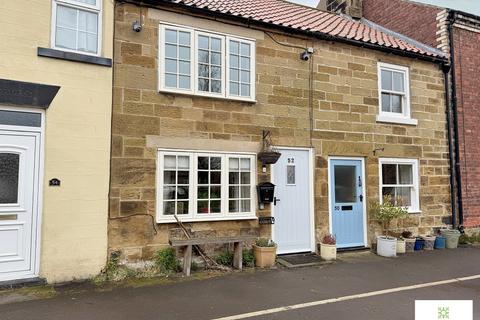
[169,236,256,276]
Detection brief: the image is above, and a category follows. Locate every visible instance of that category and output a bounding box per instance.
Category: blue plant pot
[434,236,446,249]
[414,238,425,251]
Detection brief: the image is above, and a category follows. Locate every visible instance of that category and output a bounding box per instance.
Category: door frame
[327,156,368,248]
[0,105,45,281]
[270,147,315,254]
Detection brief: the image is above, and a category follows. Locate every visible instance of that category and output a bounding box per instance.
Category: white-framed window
[378,158,420,213]
[159,23,256,102]
[156,150,256,223]
[51,0,102,55]
[376,62,417,125]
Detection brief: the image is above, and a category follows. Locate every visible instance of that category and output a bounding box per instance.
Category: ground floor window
[379,158,419,213]
[156,150,256,222]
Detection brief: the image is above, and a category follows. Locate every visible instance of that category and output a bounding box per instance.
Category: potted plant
[402,231,416,253]
[422,234,436,250]
[320,234,336,261]
[396,234,406,254]
[253,238,277,268]
[370,196,409,257]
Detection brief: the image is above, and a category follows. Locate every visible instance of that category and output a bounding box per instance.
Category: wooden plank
[170,236,255,247]
[233,241,243,270]
[183,245,192,276]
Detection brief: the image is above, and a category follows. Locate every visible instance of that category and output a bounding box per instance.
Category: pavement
[1,247,479,320]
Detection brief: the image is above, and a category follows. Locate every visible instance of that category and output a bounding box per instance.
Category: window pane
[198,186,209,199]
[198,64,209,77]
[56,27,76,50]
[381,69,392,90]
[241,172,250,184]
[0,110,41,127]
[178,156,189,169]
[382,164,397,184]
[210,186,221,199]
[381,93,391,112]
[164,171,176,184]
[163,186,176,200]
[163,201,175,215]
[177,171,189,184]
[396,187,412,207]
[287,165,295,184]
[211,80,221,93]
[78,31,88,51]
[211,200,221,213]
[230,40,239,54]
[165,59,177,73]
[241,84,250,97]
[241,186,250,198]
[393,71,404,92]
[230,68,239,82]
[230,82,239,95]
[78,10,97,33]
[211,52,221,66]
[179,61,190,74]
[76,0,97,5]
[198,201,209,213]
[179,46,190,60]
[165,74,177,87]
[86,33,97,53]
[57,5,77,29]
[334,165,356,203]
[198,50,209,63]
[229,200,239,212]
[229,158,239,170]
[391,95,402,113]
[164,155,176,169]
[0,153,19,204]
[240,158,250,170]
[241,71,250,83]
[177,201,189,215]
[229,186,239,198]
[241,57,250,70]
[211,38,221,51]
[198,171,208,184]
[241,200,250,212]
[198,35,209,49]
[210,171,221,184]
[179,76,190,89]
[211,66,221,79]
[230,55,239,68]
[229,172,239,184]
[177,186,189,199]
[240,43,250,56]
[178,31,190,45]
[165,44,177,58]
[382,187,395,204]
[165,29,177,43]
[398,164,413,184]
[198,79,209,92]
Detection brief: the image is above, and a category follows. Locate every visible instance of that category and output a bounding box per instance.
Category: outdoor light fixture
[300,47,315,61]
[132,20,142,32]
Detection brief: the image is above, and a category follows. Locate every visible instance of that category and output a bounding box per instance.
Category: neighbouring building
[325,0,480,229]
[0,0,113,283]
[109,0,452,262]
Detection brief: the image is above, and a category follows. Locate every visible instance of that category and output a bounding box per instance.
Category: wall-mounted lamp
[132,20,142,32]
[300,47,314,61]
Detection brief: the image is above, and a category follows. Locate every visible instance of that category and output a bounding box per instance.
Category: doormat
[277,253,327,268]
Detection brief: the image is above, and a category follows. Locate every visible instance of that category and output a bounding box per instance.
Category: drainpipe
[442,62,457,228]
[447,11,464,227]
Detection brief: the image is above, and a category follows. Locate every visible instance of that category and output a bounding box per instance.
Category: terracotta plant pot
[253,245,277,268]
[405,238,416,253]
[396,239,406,254]
[320,243,337,261]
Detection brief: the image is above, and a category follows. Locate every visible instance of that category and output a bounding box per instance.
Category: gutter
[447,10,464,227]
[126,0,447,64]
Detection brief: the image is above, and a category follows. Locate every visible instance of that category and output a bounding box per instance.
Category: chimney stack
[318,0,363,19]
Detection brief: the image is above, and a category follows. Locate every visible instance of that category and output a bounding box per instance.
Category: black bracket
[259,217,275,225]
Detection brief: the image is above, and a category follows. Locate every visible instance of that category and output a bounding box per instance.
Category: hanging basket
[258,151,281,165]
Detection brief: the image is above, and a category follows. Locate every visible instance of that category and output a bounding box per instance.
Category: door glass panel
[0,153,20,204]
[0,110,41,127]
[334,165,356,203]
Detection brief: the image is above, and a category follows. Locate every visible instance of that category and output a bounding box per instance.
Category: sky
[289,0,480,15]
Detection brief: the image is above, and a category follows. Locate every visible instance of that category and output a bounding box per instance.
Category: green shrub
[191,261,200,272]
[255,238,276,247]
[155,248,181,274]
[370,196,409,236]
[242,249,255,267]
[215,251,234,266]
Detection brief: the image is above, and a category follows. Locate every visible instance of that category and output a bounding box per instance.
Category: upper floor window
[159,24,256,102]
[52,0,102,55]
[376,62,417,125]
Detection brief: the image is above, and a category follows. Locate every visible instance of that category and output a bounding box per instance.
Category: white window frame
[158,22,256,102]
[51,0,102,56]
[378,158,420,213]
[156,149,257,223]
[376,62,417,125]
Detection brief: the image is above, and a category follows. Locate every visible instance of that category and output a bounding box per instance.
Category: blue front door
[330,159,365,248]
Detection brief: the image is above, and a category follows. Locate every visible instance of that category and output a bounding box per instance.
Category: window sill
[376,115,418,126]
[158,88,257,104]
[37,47,112,67]
[156,215,258,224]
[408,210,422,214]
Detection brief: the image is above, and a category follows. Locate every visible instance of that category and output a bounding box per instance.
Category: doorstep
[0,277,46,290]
[277,253,332,268]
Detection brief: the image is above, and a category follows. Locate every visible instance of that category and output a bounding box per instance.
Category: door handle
[359,195,363,202]
[274,197,280,205]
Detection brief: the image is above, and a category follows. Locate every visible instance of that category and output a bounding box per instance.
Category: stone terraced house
[109,0,453,261]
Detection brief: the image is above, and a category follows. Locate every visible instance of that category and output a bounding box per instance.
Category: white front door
[0,131,40,281]
[272,148,313,254]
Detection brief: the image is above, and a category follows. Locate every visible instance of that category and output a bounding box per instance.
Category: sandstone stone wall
[110,3,451,261]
